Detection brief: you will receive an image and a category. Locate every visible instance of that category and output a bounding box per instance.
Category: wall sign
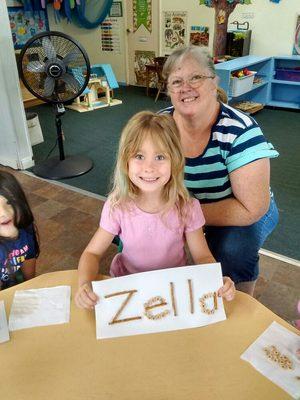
[92,263,226,339]
[293,15,300,55]
[109,1,122,17]
[8,7,49,49]
[190,25,209,47]
[134,50,155,86]
[133,0,152,33]
[162,11,187,55]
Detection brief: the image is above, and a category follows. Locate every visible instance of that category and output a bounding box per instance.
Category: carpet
[28,86,300,260]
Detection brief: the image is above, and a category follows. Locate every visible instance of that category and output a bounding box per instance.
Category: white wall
[47,1,128,83]
[161,0,300,56]
[46,0,299,84]
[0,2,34,170]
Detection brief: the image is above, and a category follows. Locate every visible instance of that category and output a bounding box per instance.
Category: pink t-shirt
[100,198,205,277]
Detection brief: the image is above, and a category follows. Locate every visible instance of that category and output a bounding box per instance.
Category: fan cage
[19,31,90,104]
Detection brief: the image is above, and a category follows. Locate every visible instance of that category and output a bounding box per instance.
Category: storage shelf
[252,81,268,90]
[268,100,300,109]
[229,81,268,98]
[216,55,300,110]
[271,79,300,86]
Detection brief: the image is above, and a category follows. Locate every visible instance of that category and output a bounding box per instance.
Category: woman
[160,45,279,296]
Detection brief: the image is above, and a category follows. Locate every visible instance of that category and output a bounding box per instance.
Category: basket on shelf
[230,71,256,97]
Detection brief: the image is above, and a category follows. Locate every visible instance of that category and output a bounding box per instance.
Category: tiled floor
[1,166,299,325]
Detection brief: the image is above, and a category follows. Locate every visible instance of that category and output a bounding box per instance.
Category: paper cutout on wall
[134,50,155,86]
[100,17,121,54]
[293,15,300,55]
[8,7,49,49]
[133,0,152,33]
[190,26,209,47]
[162,11,187,55]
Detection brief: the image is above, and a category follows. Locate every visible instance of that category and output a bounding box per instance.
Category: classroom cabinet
[215,55,300,110]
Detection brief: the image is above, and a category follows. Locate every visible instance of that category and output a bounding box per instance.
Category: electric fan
[19,31,93,179]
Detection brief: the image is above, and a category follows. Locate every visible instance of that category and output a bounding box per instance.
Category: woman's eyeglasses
[167,74,215,93]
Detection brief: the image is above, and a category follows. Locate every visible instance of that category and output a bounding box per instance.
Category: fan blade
[44,76,55,97]
[27,61,45,73]
[62,51,79,66]
[61,73,81,93]
[42,37,57,60]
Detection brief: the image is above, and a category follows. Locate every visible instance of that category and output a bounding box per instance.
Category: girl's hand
[75,282,99,309]
[217,277,235,301]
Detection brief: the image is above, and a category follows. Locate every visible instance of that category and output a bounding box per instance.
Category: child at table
[75,111,235,309]
[0,171,39,290]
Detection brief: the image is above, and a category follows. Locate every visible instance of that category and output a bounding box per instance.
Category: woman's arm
[21,258,36,280]
[75,227,115,309]
[186,228,215,265]
[186,229,235,301]
[201,158,270,226]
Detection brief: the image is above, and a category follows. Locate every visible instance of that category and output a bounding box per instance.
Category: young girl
[0,171,39,290]
[75,111,235,309]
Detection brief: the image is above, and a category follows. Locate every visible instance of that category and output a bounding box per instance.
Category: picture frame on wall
[109,1,123,18]
[8,6,49,49]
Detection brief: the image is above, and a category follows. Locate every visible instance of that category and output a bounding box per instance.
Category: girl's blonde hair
[109,111,190,215]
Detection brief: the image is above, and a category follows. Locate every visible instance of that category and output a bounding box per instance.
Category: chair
[153,56,168,102]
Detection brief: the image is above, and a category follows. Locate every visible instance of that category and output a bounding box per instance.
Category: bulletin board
[8,7,49,49]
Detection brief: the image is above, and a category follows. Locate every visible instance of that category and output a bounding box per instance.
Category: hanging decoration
[8,0,114,28]
[8,6,49,49]
[133,0,152,33]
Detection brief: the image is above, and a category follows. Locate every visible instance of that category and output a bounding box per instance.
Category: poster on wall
[133,0,152,33]
[134,50,155,86]
[162,11,187,55]
[292,15,300,55]
[100,17,121,54]
[8,7,49,49]
[190,26,209,47]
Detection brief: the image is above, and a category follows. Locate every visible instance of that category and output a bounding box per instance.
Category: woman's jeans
[205,197,279,283]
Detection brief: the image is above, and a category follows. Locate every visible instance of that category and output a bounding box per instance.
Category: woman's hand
[75,282,99,309]
[217,276,235,301]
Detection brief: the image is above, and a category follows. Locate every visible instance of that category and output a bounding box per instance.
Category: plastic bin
[275,68,300,82]
[229,71,256,97]
[26,112,44,146]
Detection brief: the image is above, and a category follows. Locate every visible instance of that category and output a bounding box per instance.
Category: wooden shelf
[20,80,44,108]
[216,55,300,110]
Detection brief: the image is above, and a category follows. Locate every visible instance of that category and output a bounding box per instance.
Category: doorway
[125,0,160,86]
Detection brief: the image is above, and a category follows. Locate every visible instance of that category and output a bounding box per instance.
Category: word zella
[93,263,226,339]
[103,279,218,325]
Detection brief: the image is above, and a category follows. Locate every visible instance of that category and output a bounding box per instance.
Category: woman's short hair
[109,111,190,211]
[163,45,216,80]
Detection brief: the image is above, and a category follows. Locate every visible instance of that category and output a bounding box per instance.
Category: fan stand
[32,104,93,180]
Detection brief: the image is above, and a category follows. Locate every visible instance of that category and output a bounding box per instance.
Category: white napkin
[9,286,71,331]
[0,301,10,343]
[241,321,300,399]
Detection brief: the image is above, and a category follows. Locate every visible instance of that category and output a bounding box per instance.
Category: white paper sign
[92,263,226,339]
[241,321,300,399]
[0,301,10,343]
[9,286,71,331]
